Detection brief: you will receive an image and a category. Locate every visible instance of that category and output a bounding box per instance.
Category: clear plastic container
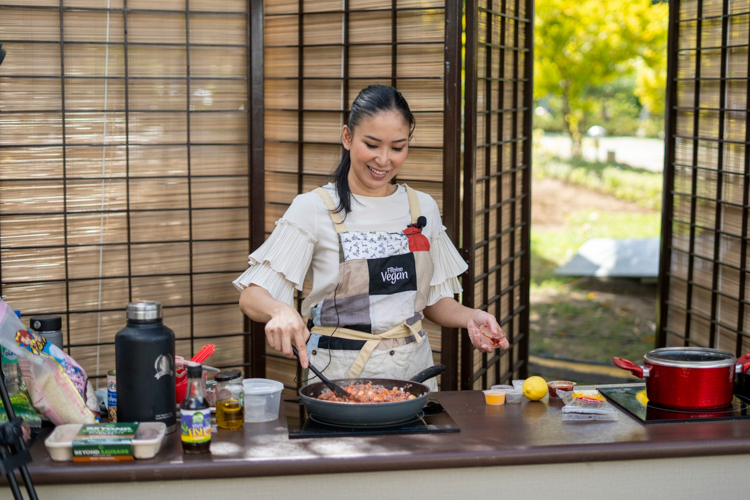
[490,385,513,392]
[45,422,167,461]
[504,389,524,403]
[242,379,283,423]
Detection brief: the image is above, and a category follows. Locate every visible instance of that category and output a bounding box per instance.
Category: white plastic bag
[0,300,98,425]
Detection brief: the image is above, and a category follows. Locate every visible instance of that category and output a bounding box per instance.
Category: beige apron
[307,185,437,392]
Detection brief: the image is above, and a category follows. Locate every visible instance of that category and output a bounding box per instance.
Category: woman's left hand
[467,309,509,352]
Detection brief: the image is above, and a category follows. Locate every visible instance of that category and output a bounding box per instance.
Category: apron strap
[403,184,421,225]
[316,184,420,230]
[311,320,424,378]
[314,187,347,234]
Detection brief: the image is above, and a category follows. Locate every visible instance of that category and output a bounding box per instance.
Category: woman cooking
[234,85,508,391]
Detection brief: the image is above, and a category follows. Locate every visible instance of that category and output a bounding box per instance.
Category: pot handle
[736,352,750,375]
[612,357,647,379]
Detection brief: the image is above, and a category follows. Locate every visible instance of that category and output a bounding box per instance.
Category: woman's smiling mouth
[367,165,388,177]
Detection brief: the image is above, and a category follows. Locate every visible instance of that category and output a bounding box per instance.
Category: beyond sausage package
[0,299,98,425]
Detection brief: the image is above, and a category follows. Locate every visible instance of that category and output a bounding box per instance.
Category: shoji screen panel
[0,0,253,381]
[463,0,532,390]
[263,0,458,391]
[659,0,750,355]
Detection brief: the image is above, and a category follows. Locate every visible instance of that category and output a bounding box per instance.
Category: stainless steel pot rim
[645,347,736,369]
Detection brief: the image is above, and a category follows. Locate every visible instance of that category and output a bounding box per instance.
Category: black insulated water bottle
[115,301,176,433]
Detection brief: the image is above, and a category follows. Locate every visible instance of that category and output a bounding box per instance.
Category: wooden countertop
[18,390,750,485]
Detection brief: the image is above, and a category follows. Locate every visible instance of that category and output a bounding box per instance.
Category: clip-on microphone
[409,216,427,230]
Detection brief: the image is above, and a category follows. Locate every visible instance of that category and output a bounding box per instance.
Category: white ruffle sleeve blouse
[233,183,468,316]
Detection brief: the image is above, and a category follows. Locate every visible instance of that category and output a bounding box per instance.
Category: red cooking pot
[613,347,750,410]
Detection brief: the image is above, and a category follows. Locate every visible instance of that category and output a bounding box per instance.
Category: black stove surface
[599,385,750,424]
[285,397,460,439]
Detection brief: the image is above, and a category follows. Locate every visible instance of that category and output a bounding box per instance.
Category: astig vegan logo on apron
[368,253,417,295]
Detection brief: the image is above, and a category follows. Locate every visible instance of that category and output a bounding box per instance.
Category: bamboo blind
[262,0,452,392]
[660,0,750,356]
[463,0,532,389]
[0,0,252,382]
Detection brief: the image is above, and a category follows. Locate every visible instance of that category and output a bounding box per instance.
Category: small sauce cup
[547,380,575,398]
[504,390,523,403]
[490,385,513,392]
[483,390,506,405]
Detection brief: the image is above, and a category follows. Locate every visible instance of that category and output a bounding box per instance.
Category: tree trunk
[560,88,582,157]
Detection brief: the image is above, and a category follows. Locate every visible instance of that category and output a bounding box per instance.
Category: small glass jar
[214,369,244,430]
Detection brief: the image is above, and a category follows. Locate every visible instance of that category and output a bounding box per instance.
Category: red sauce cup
[547,380,575,398]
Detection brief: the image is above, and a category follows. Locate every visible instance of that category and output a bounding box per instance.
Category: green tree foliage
[534,0,668,151]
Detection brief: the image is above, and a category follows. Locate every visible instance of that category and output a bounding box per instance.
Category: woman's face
[342,110,410,197]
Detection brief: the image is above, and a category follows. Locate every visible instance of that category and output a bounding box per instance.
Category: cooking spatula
[292,345,352,401]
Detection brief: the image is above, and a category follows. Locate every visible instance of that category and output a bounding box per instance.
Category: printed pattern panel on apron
[339,231,410,261]
[313,228,430,334]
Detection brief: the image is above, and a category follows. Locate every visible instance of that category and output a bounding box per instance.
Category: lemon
[522,376,548,401]
[635,389,649,406]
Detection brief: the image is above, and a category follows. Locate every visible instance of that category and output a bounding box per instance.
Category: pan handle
[736,352,750,375]
[409,364,446,383]
[612,357,648,378]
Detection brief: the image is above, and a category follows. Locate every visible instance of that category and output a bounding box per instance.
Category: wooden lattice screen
[261,0,464,392]
[0,0,527,391]
[0,0,258,381]
[659,0,750,356]
[463,0,532,389]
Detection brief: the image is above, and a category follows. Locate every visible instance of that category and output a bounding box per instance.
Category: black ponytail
[331,85,415,216]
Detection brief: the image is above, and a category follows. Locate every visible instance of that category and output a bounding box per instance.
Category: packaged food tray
[44,422,166,462]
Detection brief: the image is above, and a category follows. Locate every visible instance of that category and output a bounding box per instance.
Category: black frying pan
[298,364,446,425]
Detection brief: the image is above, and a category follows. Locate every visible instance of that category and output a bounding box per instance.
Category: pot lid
[645,347,736,368]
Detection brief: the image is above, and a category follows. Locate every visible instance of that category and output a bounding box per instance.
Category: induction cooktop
[599,385,750,424]
[284,397,460,439]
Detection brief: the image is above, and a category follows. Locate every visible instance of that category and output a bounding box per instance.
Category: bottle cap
[126,301,162,321]
[214,369,242,382]
[186,361,202,378]
[29,315,62,332]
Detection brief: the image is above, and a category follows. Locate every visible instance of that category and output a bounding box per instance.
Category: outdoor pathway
[538,133,664,172]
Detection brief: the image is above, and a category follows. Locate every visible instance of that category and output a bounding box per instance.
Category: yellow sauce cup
[483,390,506,405]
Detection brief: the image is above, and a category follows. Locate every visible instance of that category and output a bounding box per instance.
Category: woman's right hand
[265,304,311,368]
[240,284,311,368]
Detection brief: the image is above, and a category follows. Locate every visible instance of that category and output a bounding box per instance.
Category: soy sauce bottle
[181,362,211,454]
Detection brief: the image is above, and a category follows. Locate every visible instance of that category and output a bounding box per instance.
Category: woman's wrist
[268,301,295,319]
[241,284,296,323]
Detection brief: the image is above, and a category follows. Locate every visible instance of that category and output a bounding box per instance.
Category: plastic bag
[0,300,98,425]
[0,392,42,430]
[560,390,618,421]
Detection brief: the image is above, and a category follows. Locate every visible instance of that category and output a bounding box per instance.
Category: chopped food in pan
[317,382,416,403]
